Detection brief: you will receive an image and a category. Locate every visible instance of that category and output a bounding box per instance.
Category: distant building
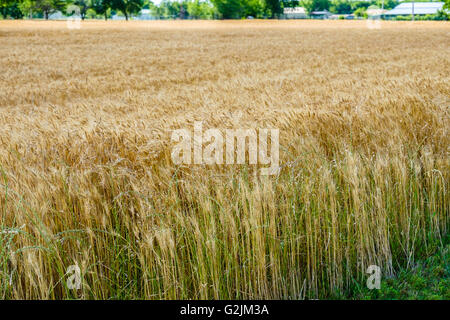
[48,11,66,20]
[384,2,445,18]
[138,9,155,20]
[330,14,357,19]
[111,14,126,20]
[310,10,333,19]
[111,9,156,20]
[283,7,307,19]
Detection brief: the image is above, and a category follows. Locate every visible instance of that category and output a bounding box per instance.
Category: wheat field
[0,20,448,299]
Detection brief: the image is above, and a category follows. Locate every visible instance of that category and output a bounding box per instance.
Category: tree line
[0,0,145,20]
[0,0,449,20]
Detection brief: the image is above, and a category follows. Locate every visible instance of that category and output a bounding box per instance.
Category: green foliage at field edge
[347,237,449,300]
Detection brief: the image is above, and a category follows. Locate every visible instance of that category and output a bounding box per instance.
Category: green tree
[244,0,264,17]
[18,0,33,18]
[301,0,329,14]
[211,0,243,18]
[157,0,182,18]
[0,0,13,18]
[7,2,24,18]
[186,0,215,19]
[186,0,201,19]
[23,0,66,19]
[443,0,450,18]
[149,0,164,17]
[329,0,351,14]
[90,0,112,19]
[353,6,366,17]
[70,0,89,19]
[349,0,369,11]
[283,0,299,9]
[111,0,144,20]
[264,0,281,18]
[374,0,398,10]
[435,0,449,19]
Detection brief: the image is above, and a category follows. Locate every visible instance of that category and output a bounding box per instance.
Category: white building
[283,7,307,19]
[384,2,446,17]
